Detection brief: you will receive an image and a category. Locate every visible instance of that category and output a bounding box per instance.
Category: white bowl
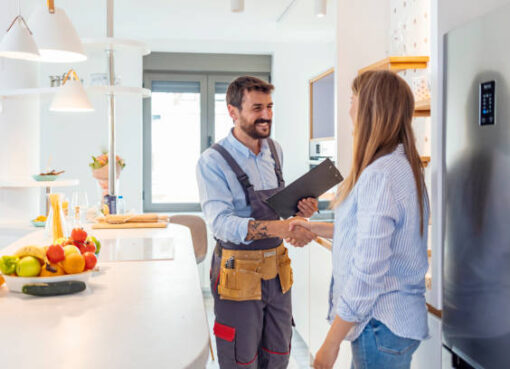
[1,270,92,293]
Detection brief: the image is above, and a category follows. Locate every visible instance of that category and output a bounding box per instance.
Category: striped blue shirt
[196,130,283,244]
[329,144,430,341]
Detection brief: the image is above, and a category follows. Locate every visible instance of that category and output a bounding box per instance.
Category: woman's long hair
[332,70,426,234]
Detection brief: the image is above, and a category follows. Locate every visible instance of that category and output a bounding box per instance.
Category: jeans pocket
[372,320,420,355]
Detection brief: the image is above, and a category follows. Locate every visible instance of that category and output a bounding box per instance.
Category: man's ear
[227,104,239,123]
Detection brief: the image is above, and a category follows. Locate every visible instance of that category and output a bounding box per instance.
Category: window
[143,72,270,212]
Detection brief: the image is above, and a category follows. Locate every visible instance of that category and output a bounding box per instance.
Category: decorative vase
[92,163,122,198]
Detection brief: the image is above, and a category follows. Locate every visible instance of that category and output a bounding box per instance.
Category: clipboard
[265,158,343,219]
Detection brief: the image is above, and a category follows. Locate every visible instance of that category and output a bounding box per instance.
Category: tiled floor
[204,292,311,369]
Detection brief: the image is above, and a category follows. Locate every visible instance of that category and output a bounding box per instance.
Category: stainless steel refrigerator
[444,3,510,368]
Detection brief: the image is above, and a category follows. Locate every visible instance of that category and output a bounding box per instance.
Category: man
[196,76,318,368]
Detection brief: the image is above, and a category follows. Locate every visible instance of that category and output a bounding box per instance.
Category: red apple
[73,241,86,254]
[83,252,97,270]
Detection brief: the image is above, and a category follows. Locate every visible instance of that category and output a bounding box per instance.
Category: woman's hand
[313,340,340,369]
[296,197,318,218]
[285,218,315,246]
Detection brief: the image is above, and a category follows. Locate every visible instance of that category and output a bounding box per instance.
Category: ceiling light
[28,1,86,63]
[315,0,327,17]
[231,0,244,13]
[50,69,94,112]
[0,15,40,61]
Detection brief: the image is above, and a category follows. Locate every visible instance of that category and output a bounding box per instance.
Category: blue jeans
[350,319,420,369]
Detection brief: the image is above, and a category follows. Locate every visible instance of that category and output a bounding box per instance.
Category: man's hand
[246,217,315,244]
[283,217,316,247]
[296,197,318,218]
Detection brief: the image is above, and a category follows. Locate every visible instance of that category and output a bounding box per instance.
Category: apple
[16,256,41,277]
[63,245,80,257]
[73,241,86,254]
[83,252,97,270]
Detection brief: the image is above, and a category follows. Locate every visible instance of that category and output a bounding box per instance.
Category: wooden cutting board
[91,222,169,229]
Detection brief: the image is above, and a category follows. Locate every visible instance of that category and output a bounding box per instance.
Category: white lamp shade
[50,79,94,112]
[0,18,40,61]
[231,0,244,12]
[315,0,327,17]
[29,6,86,63]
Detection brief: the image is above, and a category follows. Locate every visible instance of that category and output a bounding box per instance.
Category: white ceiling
[5,0,336,50]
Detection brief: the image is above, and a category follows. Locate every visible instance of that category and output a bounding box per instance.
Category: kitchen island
[0,224,210,369]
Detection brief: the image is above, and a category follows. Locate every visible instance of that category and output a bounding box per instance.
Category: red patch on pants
[213,321,236,342]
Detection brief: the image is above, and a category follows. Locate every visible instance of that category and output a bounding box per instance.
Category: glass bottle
[45,193,68,243]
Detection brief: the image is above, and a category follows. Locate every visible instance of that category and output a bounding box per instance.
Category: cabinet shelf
[358,56,430,74]
[414,99,431,117]
[421,156,431,168]
[0,86,151,98]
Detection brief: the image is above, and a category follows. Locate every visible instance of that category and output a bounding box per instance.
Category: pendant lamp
[0,13,40,61]
[315,0,327,17]
[50,69,94,112]
[28,0,86,63]
[231,0,244,13]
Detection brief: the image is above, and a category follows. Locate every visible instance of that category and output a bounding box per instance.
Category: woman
[289,70,430,369]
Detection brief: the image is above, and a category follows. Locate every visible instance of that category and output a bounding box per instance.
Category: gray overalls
[210,138,293,369]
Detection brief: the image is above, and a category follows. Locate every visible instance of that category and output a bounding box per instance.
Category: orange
[62,254,85,274]
[0,275,4,287]
[39,263,65,277]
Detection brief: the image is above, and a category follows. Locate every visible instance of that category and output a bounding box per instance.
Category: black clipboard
[265,158,343,219]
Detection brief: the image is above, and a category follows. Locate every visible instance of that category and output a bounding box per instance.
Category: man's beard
[239,117,272,139]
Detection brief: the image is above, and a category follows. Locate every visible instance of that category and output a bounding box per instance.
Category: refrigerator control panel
[479,80,496,126]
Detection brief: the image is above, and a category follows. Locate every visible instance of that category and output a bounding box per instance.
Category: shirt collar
[226,129,270,158]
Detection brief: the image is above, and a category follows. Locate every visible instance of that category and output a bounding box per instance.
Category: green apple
[63,245,80,257]
[16,256,41,277]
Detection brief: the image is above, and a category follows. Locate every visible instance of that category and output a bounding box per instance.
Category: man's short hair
[226,76,274,110]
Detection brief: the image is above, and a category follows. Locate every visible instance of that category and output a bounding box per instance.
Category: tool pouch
[218,257,262,301]
[278,247,293,294]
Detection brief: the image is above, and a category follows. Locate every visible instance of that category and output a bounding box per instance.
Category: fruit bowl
[31,220,46,227]
[1,270,92,293]
[32,174,58,182]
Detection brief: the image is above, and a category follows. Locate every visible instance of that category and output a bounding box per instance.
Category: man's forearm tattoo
[246,220,270,240]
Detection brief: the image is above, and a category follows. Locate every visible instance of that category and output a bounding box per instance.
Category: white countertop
[0,225,210,369]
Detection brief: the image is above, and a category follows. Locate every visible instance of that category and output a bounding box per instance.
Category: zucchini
[22,281,86,296]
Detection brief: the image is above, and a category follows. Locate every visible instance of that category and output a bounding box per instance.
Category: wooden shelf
[421,156,431,168]
[315,237,332,251]
[414,99,430,117]
[359,56,429,74]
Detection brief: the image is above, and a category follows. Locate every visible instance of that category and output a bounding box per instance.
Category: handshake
[280,217,316,247]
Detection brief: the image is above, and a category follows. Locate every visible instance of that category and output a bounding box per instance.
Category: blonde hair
[332,70,426,234]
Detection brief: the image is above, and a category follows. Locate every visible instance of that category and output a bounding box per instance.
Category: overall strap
[211,143,253,205]
[266,138,285,187]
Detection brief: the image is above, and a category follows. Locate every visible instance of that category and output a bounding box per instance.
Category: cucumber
[22,281,86,296]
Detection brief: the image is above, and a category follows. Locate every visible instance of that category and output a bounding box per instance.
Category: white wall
[39,49,144,214]
[335,0,390,177]
[272,41,336,182]
[0,6,41,223]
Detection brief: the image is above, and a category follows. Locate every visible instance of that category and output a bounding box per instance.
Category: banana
[14,245,47,261]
